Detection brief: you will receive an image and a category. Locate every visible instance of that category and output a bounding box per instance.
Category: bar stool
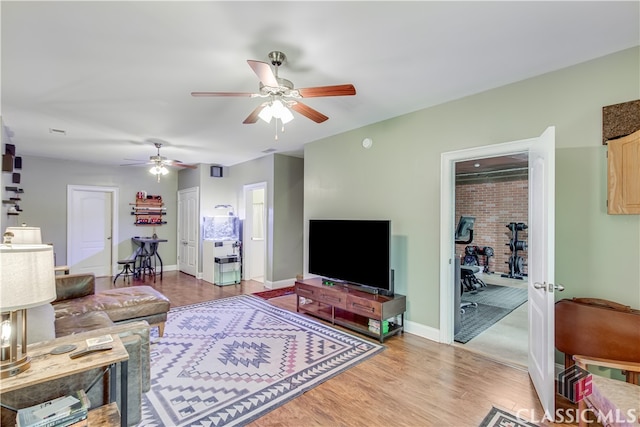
[114,259,135,285]
[135,252,156,283]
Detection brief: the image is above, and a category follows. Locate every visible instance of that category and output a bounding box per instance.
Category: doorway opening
[243,182,266,284]
[441,128,557,413]
[453,154,529,367]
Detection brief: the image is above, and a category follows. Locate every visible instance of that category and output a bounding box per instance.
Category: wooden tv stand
[295,278,406,343]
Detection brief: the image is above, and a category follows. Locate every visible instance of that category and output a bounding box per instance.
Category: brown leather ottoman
[54,285,170,337]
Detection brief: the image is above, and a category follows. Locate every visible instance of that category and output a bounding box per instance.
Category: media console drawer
[346,295,381,318]
[295,278,406,343]
[296,282,348,309]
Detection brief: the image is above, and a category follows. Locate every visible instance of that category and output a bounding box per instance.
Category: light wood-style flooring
[99,271,578,426]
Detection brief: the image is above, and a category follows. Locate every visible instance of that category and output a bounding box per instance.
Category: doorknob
[107,237,112,240]
[534,282,565,292]
[534,282,547,291]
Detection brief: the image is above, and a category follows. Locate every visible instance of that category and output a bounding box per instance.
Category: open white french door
[439,126,557,417]
[177,187,198,277]
[528,126,558,416]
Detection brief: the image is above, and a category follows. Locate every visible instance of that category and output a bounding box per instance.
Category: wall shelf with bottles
[4,187,24,216]
[131,194,166,225]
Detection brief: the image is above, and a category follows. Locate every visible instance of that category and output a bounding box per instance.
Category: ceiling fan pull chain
[274,118,279,140]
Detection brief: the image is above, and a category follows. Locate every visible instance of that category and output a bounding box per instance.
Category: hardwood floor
[98,271,578,426]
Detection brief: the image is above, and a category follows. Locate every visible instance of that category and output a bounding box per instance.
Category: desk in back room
[131,237,167,280]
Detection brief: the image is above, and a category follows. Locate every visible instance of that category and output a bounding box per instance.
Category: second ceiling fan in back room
[121,142,197,182]
[191,51,357,139]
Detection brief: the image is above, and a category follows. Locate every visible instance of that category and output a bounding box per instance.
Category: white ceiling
[2,1,638,168]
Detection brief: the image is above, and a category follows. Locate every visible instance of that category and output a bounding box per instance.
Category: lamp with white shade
[0,244,57,378]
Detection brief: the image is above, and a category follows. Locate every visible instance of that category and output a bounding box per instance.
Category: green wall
[304,47,640,330]
[272,154,304,281]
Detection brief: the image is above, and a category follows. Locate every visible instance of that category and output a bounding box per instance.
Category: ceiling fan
[191,51,356,132]
[121,142,196,182]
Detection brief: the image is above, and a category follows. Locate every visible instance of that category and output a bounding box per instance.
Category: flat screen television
[308,219,393,296]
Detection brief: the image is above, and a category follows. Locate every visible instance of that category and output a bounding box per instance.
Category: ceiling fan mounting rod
[268,51,286,67]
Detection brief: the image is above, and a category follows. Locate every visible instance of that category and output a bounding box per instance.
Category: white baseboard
[404,320,440,342]
[264,278,296,290]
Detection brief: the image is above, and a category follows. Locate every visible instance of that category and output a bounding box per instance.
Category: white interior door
[67,185,117,276]
[439,127,556,416]
[528,126,557,416]
[178,187,198,276]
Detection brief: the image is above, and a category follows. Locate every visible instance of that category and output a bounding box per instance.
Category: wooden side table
[0,333,129,427]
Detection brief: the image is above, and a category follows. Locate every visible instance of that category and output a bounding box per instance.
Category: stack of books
[17,390,89,427]
[368,318,390,335]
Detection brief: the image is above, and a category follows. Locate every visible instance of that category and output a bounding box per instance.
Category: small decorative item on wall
[5,143,15,156]
[2,154,13,172]
[12,173,20,184]
[14,157,22,169]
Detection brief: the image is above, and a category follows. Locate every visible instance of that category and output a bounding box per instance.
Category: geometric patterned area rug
[478,406,539,427]
[139,295,384,426]
[455,284,528,344]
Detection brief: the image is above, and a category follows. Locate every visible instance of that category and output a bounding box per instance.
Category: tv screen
[308,219,393,295]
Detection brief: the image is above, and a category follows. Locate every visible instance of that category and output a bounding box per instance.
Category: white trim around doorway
[439,139,533,344]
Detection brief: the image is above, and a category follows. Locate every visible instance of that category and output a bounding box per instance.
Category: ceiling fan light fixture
[258,99,294,125]
[149,165,169,176]
[278,104,294,124]
[258,105,274,123]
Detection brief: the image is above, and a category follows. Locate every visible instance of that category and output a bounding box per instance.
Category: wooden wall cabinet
[607,129,640,215]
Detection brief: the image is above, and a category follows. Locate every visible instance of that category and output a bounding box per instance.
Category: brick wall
[455,177,529,276]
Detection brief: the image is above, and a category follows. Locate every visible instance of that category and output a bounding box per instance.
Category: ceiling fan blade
[247,60,279,87]
[297,84,356,98]
[191,91,254,97]
[176,163,198,169]
[164,159,198,169]
[243,104,265,124]
[120,161,151,167]
[290,102,329,123]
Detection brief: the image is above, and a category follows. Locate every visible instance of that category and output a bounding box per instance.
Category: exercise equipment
[454,216,486,314]
[502,222,527,280]
[463,245,495,273]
